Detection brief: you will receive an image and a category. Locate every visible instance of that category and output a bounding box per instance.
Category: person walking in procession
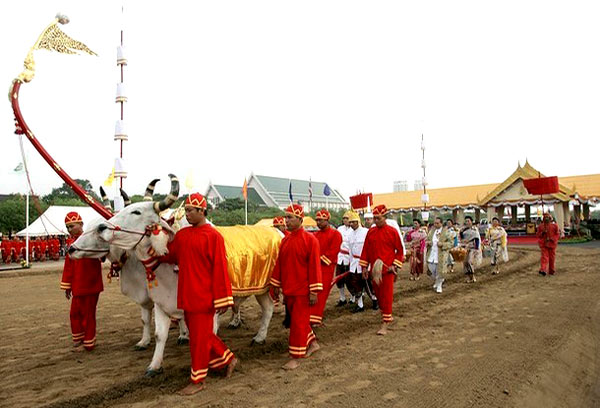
[405,219,427,280]
[335,212,352,306]
[359,205,404,335]
[460,216,482,283]
[486,217,508,274]
[346,211,369,313]
[445,219,458,273]
[60,212,103,352]
[160,193,238,395]
[425,217,453,293]
[271,204,323,370]
[537,213,560,276]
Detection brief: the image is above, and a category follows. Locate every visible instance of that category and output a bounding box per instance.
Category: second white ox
[70,175,279,376]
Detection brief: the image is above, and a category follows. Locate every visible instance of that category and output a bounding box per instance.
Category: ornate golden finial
[16,13,96,83]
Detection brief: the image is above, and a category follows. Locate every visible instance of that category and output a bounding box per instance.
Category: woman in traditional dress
[459,216,482,283]
[445,219,458,273]
[405,219,427,280]
[486,217,508,274]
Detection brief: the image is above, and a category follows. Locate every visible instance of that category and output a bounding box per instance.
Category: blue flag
[288,180,293,203]
[323,183,331,196]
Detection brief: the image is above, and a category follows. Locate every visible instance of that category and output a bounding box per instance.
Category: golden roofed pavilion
[374,161,600,231]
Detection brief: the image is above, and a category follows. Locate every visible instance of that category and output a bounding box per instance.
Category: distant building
[414,180,423,191]
[374,161,600,229]
[205,184,266,208]
[206,174,347,211]
[393,180,408,192]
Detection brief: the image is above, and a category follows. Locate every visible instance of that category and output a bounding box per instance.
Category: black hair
[465,216,473,222]
[492,216,500,222]
[414,219,422,226]
[435,217,443,223]
[446,219,454,225]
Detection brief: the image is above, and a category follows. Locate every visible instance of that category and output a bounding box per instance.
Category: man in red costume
[309,209,342,327]
[60,212,103,351]
[537,213,560,276]
[359,204,404,335]
[160,193,237,395]
[271,204,323,370]
[1,236,11,264]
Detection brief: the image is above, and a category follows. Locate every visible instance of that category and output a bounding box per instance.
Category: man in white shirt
[346,211,369,313]
[335,212,352,306]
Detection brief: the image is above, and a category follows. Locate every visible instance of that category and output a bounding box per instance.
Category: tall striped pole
[114,3,128,210]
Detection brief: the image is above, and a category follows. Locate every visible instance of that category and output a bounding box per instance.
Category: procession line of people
[59,193,565,397]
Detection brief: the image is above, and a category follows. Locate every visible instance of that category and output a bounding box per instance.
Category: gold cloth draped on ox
[214,226,282,296]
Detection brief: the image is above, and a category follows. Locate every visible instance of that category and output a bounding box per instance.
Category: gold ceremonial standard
[15,14,96,85]
[215,226,282,296]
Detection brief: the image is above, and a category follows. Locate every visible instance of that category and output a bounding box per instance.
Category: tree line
[0,181,352,234]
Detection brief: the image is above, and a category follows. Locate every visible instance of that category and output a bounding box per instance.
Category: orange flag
[242,178,248,200]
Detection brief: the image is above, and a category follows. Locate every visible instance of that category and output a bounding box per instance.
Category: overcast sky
[2,1,599,201]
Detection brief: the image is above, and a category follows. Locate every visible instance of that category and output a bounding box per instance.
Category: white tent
[16,206,102,237]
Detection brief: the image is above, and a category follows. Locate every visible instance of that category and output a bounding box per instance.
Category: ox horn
[144,179,160,201]
[120,188,131,207]
[99,186,113,212]
[154,174,179,214]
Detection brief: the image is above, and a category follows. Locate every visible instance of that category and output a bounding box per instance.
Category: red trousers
[286,295,316,358]
[184,311,234,384]
[540,246,556,274]
[70,294,99,350]
[373,272,394,323]
[309,265,335,325]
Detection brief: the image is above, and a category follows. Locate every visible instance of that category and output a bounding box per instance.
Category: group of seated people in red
[0,235,67,264]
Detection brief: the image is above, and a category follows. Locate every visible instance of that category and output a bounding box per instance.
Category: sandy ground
[1,245,599,408]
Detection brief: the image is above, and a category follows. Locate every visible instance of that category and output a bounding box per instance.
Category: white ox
[70,175,277,376]
[70,180,190,376]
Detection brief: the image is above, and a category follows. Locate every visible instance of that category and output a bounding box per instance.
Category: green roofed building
[205,183,266,207]
[206,174,347,210]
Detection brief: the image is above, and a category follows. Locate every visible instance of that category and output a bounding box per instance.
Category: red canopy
[523,176,559,195]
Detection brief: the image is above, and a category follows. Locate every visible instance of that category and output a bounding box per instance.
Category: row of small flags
[242,177,331,203]
[288,178,331,203]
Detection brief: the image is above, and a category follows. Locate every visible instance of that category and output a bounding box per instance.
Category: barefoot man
[60,212,103,351]
[271,204,323,370]
[359,205,404,335]
[160,193,237,395]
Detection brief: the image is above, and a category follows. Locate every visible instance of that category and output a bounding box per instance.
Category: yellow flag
[103,167,115,187]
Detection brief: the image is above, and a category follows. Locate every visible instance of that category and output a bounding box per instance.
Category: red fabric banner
[523,176,559,195]
[349,193,373,209]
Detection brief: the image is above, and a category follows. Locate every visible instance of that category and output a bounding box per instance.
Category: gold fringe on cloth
[215,226,282,297]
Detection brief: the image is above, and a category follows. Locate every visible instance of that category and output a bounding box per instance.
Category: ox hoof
[176,337,189,346]
[227,322,242,330]
[145,367,164,378]
[251,338,266,346]
[134,344,149,351]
